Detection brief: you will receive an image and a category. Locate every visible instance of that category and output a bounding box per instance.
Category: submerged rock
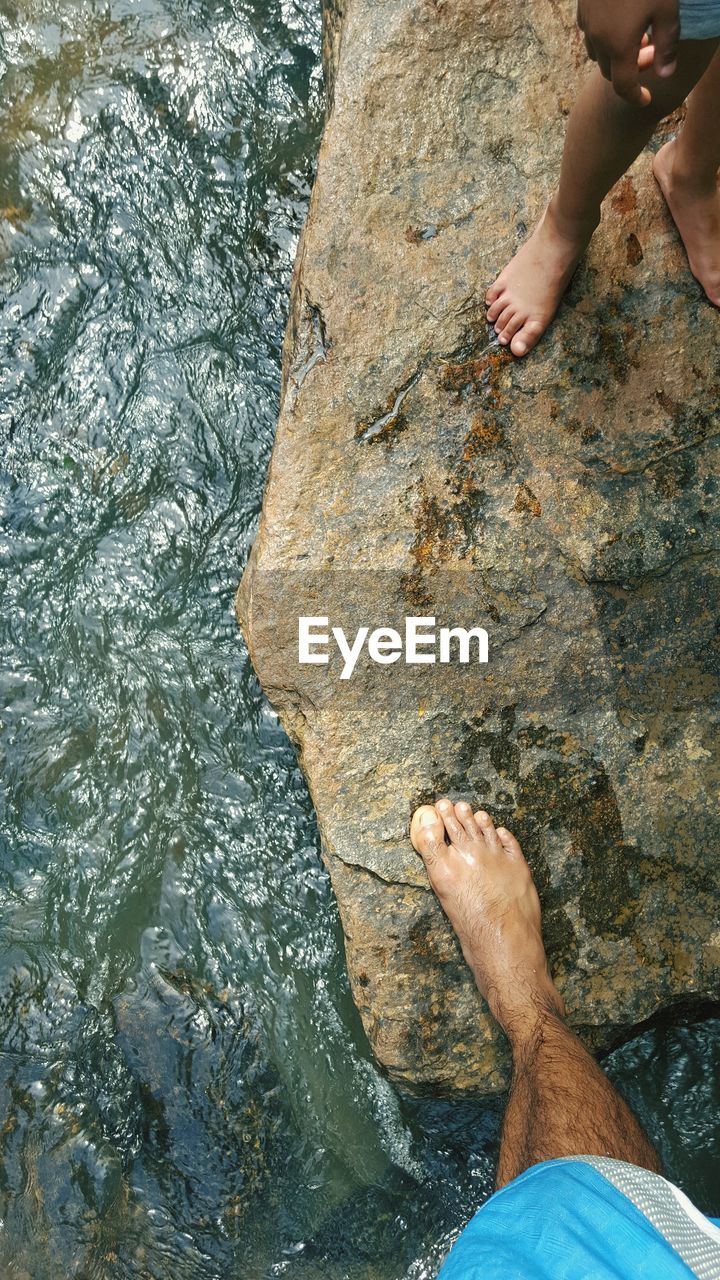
[237,0,720,1091]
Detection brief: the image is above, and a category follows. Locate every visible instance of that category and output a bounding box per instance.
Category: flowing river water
[0,3,718,1276]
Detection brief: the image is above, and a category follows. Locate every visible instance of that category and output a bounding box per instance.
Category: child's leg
[487,38,719,357]
[654,47,720,303]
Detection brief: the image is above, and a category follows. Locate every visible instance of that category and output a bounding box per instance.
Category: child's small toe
[493,304,514,335]
[502,312,525,343]
[498,318,518,346]
[486,295,505,323]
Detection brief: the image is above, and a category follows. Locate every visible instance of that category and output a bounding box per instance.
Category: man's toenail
[514,341,527,354]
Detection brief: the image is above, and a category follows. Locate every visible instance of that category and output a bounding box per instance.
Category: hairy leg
[653,45,720,304]
[486,37,719,356]
[496,1006,661,1188]
[410,801,661,1189]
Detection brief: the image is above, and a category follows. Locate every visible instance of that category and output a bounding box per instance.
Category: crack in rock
[355,333,505,443]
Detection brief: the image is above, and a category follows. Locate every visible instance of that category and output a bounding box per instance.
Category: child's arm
[576,0,680,105]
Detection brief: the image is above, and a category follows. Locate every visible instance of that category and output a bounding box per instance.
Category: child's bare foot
[485,200,595,358]
[410,800,565,1042]
[653,140,720,307]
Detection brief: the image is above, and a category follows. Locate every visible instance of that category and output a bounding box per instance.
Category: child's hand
[576,0,680,105]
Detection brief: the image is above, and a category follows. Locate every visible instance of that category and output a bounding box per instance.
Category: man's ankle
[494,992,565,1051]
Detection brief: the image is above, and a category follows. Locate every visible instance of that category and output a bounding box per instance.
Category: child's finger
[652,9,680,77]
[611,50,650,106]
[637,42,655,70]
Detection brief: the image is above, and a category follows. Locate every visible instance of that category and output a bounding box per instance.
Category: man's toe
[435,797,468,847]
[410,805,447,865]
[475,809,501,853]
[497,826,523,859]
[454,800,480,840]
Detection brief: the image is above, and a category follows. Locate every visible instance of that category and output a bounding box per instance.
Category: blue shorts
[438,1157,720,1280]
[679,0,720,38]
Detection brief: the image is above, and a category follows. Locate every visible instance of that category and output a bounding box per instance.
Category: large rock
[237,0,720,1092]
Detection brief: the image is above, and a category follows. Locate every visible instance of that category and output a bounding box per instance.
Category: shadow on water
[0,2,717,1277]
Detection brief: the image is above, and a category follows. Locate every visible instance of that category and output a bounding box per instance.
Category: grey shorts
[679,0,720,38]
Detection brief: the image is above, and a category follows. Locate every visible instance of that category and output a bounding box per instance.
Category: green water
[0,2,718,1276]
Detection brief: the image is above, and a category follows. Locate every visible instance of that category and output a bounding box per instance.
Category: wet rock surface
[237,0,720,1091]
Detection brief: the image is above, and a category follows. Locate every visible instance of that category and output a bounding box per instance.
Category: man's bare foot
[410,799,565,1042]
[485,199,595,357]
[653,140,720,307]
